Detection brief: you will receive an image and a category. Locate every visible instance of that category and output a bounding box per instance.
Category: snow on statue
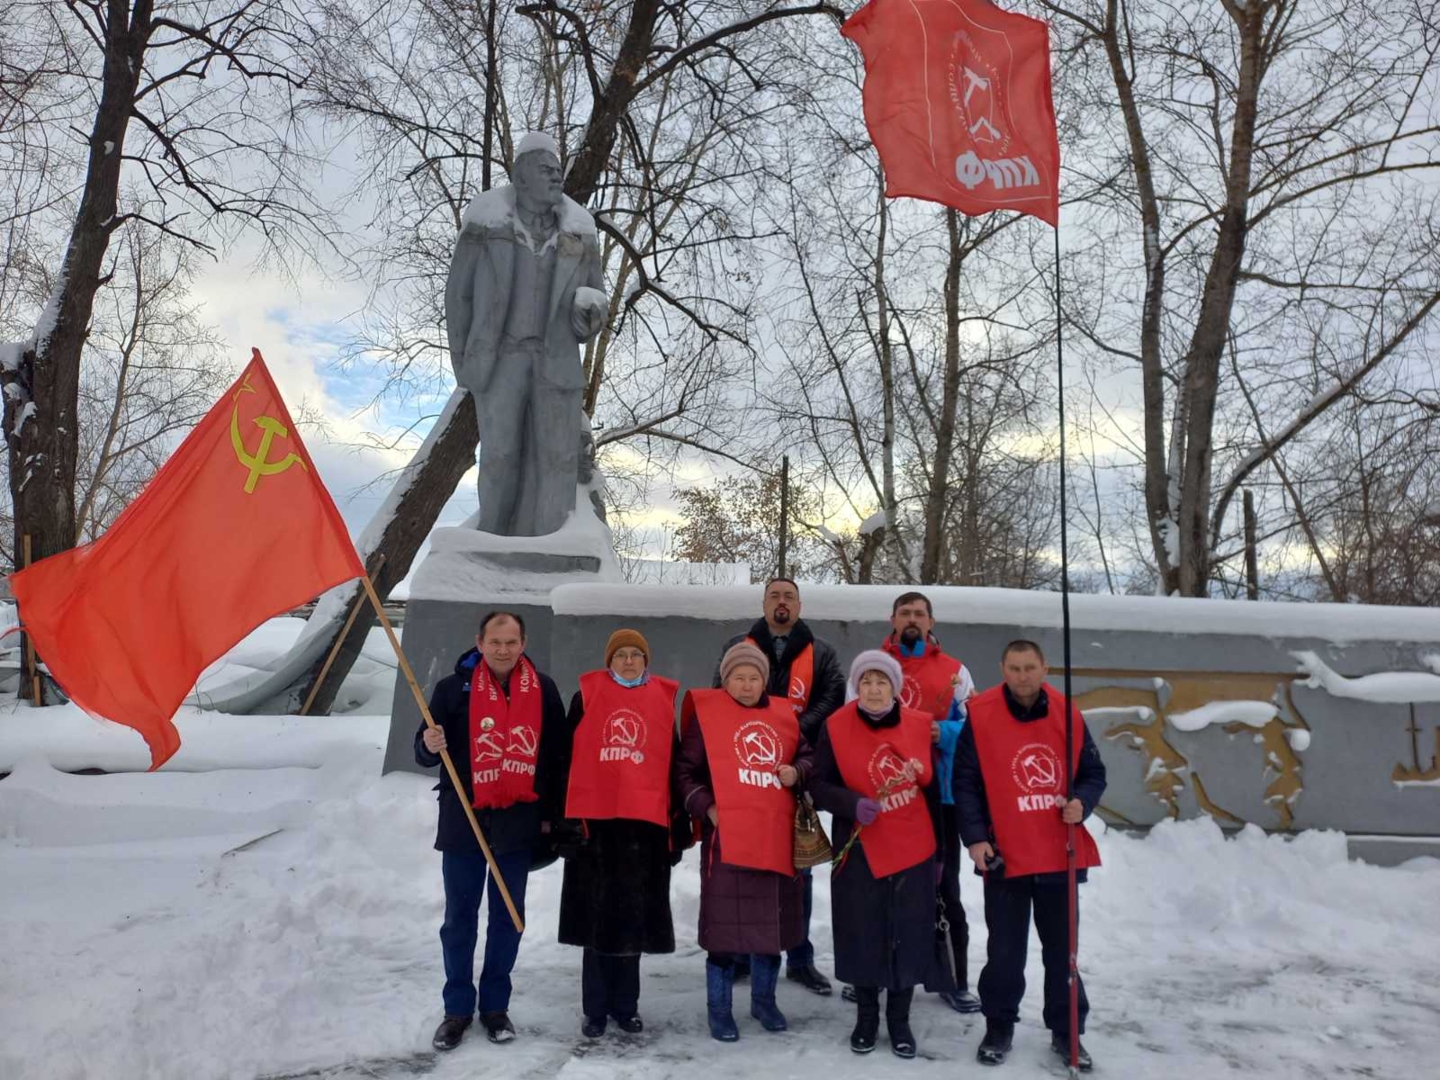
[445,131,607,537]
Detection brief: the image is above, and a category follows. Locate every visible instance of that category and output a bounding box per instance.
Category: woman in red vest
[676,641,811,1042]
[808,650,942,1059]
[557,629,691,1039]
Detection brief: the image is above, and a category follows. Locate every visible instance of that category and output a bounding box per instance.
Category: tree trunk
[920,209,963,583]
[5,1,152,569]
[1099,0,1174,593]
[1175,5,1266,596]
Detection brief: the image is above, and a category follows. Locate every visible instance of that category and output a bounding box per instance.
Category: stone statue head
[513,131,563,216]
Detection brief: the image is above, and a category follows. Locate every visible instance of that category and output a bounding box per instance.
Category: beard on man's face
[770,605,792,625]
[899,624,923,644]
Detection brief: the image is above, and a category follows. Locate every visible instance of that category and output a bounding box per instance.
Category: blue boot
[706,960,740,1042]
[749,954,789,1032]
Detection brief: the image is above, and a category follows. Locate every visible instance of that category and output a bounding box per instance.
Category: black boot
[938,988,983,1013]
[850,987,880,1054]
[1051,1032,1094,1072]
[612,1013,644,1034]
[886,988,917,1059]
[431,1014,471,1052]
[581,1015,606,1039]
[977,1019,1014,1066]
[786,964,833,996]
[481,1011,516,1044]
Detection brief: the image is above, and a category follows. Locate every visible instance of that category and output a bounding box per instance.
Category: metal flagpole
[1053,223,1081,1079]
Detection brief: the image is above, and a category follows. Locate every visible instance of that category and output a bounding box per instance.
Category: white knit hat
[847,648,903,701]
[516,131,560,162]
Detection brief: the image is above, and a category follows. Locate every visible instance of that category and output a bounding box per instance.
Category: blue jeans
[785,867,815,970]
[440,849,530,1016]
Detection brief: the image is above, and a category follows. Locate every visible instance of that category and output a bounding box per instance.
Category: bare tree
[1047,0,1440,595]
[1,0,328,577]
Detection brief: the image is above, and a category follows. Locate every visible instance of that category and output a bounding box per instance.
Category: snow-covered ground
[2,621,1438,1079]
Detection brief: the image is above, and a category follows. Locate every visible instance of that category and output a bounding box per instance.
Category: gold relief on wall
[1073,669,1311,831]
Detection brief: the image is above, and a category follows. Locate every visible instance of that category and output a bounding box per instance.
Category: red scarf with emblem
[468,655,543,810]
[827,700,937,877]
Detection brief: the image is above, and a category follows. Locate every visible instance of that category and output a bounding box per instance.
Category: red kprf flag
[842,0,1061,225]
[9,349,365,768]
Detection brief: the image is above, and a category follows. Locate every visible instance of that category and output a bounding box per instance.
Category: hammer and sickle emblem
[230,377,306,494]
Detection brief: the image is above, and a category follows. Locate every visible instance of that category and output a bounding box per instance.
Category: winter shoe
[1051,1032,1094,1073]
[431,1014,471,1051]
[749,954,789,1031]
[786,963,833,996]
[581,1015,606,1039]
[938,988,983,1013]
[613,1014,644,1034]
[841,984,858,1003]
[849,987,880,1054]
[706,960,740,1042]
[481,1011,516,1044]
[977,1019,1014,1065]
[886,988,917,1059]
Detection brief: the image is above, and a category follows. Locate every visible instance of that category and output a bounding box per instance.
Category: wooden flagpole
[300,555,387,716]
[359,575,524,933]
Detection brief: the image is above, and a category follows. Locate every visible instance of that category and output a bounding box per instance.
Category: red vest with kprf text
[966,683,1100,878]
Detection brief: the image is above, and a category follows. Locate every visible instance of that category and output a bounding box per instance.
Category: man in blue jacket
[415,611,568,1052]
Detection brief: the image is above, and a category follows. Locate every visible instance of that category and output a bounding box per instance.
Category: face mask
[610,669,648,688]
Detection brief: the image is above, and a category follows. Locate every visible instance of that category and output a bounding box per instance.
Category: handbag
[793,792,833,869]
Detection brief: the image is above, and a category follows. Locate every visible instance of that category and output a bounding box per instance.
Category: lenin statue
[445,132,606,536]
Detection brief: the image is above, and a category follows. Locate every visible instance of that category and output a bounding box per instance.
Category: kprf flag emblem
[842,0,1061,226]
[9,349,365,769]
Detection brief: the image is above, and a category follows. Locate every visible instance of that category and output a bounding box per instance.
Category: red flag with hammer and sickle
[842,0,1061,226]
[9,349,364,768]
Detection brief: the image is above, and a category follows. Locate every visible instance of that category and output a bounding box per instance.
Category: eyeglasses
[612,649,646,662]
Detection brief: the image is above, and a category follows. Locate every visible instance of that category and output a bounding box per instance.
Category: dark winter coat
[676,692,813,956]
[713,618,845,745]
[557,689,691,956]
[954,684,1107,885]
[413,648,568,857]
[808,701,944,992]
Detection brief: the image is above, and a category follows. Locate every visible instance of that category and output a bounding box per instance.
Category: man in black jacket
[415,611,568,1052]
[712,576,845,995]
[955,640,1106,1071]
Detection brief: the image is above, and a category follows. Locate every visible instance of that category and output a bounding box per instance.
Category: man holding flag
[955,641,1106,1070]
[416,610,568,1050]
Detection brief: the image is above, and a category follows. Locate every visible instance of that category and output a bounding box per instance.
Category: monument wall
[386,581,1440,864]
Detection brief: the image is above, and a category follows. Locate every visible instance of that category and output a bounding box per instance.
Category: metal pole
[1054,225,1081,1080]
[482,0,498,191]
[1243,489,1260,600]
[777,454,790,579]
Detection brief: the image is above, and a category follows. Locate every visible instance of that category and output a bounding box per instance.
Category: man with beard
[879,591,981,1013]
[712,577,844,995]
